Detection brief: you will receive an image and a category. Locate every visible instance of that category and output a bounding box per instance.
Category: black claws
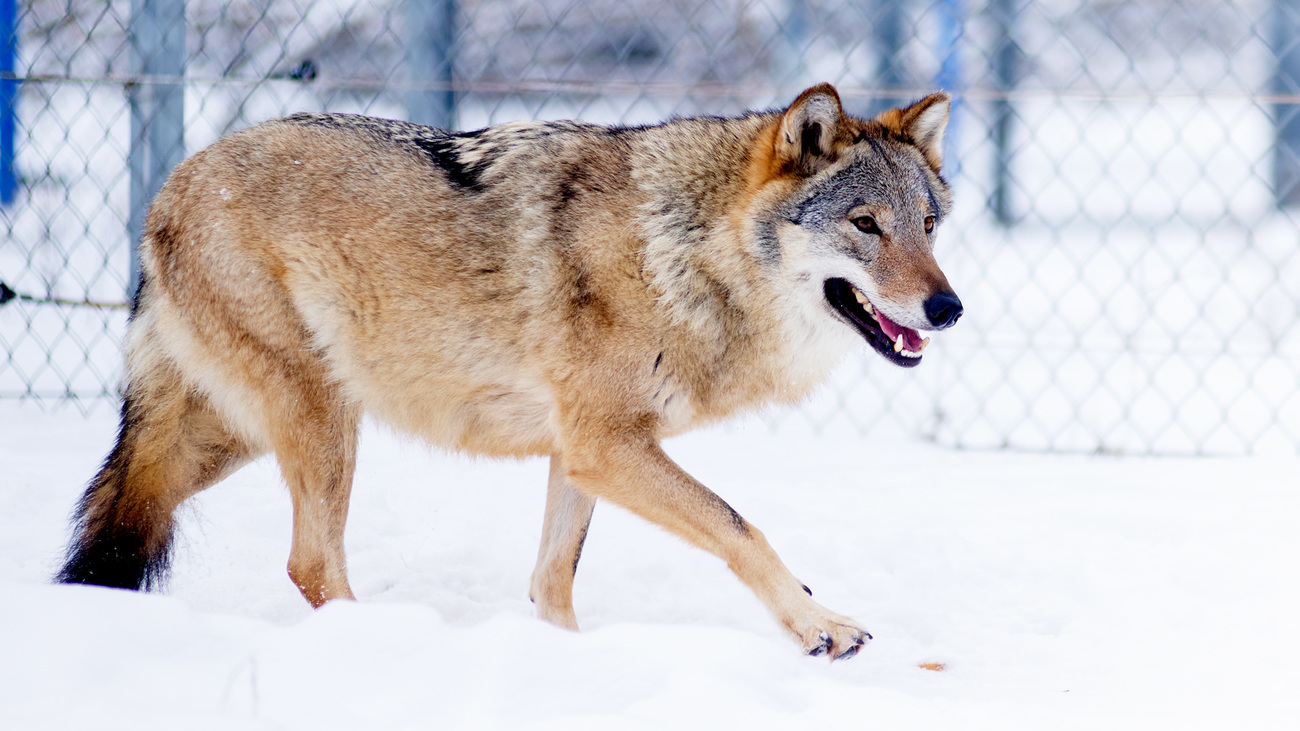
[802,584,812,596]
[835,644,861,661]
[806,631,833,657]
[833,634,867,661]
[808,631,870,660]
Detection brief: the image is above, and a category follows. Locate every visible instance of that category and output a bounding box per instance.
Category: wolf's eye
[852,216,880,235]
[924,215,936,233]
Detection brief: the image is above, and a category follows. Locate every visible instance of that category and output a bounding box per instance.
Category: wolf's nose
[924,291,963,329]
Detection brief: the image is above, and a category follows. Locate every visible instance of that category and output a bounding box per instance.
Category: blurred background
[1,0,1298,456]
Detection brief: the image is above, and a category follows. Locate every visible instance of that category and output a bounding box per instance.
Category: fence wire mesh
[2,0,1299,455]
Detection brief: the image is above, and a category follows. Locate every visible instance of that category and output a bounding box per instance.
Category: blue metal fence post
[404,0,457,129]
[1274,0,1300,207]
[127,0,185,299]
[990,0,1018,226]
[873,0,907,114]
[1,0,16,206]
[780,0,808,92]
[934,0,963,177]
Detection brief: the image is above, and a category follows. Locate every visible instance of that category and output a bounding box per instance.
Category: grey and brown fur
[58,84,962,660]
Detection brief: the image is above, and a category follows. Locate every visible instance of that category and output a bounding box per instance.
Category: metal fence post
[873,0,907,114]
[990,0,1018,225]
[1,0,16,206]
[404,0,457,129]
[1274,0,1300,207]
[127,0,185,299]
[779,0,808,90]
[934,0,963,176]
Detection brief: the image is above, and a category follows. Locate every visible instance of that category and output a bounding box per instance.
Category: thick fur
[58,84,960,660]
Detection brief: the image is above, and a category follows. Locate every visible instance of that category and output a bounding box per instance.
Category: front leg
[561,429,871,660]
[529,454,596,630]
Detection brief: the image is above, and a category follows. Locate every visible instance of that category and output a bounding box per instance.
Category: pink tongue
[875,309,925,351]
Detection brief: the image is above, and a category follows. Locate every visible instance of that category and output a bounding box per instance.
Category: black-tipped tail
[56,521,172,591]
[55,395,174,592]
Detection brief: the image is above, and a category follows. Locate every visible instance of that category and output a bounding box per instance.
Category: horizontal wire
[2,71,1299,104]
[0,282,129,310]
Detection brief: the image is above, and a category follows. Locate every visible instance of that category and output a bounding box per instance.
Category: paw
[791,607,871,661]
[529,585,580,631]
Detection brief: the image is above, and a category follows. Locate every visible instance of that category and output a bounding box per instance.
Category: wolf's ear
[775,83,847,176]
[876,93,950,174]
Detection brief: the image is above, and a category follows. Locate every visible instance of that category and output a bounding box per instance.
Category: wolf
[57,83,962,660]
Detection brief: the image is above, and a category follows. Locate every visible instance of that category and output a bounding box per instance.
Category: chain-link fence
[2,0,1299,455]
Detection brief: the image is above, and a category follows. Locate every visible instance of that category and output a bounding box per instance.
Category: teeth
[851,288,875,315]
[853,286,925,358]
[894,333,927,358]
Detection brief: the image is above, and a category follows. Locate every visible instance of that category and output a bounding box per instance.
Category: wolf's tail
[56,350,253,591]
[56,391,174,590]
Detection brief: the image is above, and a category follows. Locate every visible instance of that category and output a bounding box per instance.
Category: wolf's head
[763,84,962,368]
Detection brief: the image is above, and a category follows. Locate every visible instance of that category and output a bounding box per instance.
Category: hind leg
[58,360,258,590]
[529,454,596,630]
[267,390,362,608]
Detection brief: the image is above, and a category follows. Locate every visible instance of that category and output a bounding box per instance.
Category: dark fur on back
[56,393,174,591]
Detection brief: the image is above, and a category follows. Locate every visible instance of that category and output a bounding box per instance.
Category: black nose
[924,291,963,329]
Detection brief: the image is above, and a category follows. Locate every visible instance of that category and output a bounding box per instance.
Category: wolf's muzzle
[924,291,963,330]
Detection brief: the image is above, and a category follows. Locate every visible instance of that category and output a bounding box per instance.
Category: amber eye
[852,216,880,235]
[924,215,936,234]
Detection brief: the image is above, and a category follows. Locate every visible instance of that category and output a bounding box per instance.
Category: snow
[3,398,1298,729]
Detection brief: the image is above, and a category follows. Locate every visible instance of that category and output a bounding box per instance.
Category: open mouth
[823,278,930,368]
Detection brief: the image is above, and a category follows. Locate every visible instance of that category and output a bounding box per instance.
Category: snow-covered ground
[2,399,1297,729]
